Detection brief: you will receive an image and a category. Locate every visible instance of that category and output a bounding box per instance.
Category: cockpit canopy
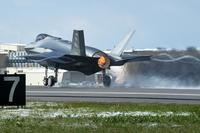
[35,34,62,42]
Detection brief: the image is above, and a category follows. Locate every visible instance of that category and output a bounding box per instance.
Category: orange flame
[98,55,110,69]
[98,56,106,66]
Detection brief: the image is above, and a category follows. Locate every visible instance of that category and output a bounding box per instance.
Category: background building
[0,43,25,52]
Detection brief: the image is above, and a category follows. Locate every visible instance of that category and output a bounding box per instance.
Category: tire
[43,77,48,86]
[48,76,56,87]
[103,75,111,87]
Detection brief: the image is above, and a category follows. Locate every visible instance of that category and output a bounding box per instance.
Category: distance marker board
[0,74,26,106]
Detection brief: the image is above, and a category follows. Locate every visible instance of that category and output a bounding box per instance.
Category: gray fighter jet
[25,30,151,87]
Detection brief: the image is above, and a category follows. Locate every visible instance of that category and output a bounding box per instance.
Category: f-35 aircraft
[25,30,151,87]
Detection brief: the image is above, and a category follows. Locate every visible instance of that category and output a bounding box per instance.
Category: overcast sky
[0,0,199,50]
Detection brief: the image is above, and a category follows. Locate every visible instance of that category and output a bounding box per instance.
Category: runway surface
[26,86,200,104]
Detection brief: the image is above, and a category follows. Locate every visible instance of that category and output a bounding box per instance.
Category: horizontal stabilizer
[112,56,151,66]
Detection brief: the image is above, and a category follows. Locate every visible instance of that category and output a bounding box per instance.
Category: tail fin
[71,30,86,56]
[110,29,135,57]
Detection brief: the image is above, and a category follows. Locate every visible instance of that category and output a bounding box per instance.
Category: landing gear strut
[43,67,58,87]
[102,70,111,87]
[43,67,48,86]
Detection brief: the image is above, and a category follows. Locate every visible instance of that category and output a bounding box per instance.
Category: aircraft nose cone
[25,47,33,51]
[25,42,35,53]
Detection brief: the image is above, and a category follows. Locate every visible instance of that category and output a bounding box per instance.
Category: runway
[26,86,200,104]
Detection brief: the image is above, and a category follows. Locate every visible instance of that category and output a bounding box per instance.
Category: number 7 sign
[0,74,26,106]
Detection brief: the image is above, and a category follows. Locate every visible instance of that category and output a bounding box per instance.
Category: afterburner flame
[98,56,110,69]
[98,56,106,65]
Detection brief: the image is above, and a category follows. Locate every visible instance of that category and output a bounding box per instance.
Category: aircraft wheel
[103,75,111,87]
[43,77,48,86]
[48,76,56,87]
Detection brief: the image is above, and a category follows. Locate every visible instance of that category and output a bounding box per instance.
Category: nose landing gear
[47,76,57,87]
[43,67,58,87]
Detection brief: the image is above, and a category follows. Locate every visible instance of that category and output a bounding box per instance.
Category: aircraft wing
[25,52,101,75]
[24,52,63,62]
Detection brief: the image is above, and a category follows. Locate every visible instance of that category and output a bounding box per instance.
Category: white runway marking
[27,91,200,97]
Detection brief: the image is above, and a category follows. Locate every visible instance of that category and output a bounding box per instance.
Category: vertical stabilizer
[71,30,86,56]
[110,29,135,57]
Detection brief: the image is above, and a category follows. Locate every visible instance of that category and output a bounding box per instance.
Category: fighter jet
[25,30,151,87]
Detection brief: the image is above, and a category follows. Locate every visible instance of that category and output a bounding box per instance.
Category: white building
[0,43,25,52]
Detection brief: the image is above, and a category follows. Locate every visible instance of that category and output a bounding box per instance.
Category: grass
[0,102,200,133]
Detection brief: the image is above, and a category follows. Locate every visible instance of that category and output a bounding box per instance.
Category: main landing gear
[102,70,111,87]
[43,67,58,87]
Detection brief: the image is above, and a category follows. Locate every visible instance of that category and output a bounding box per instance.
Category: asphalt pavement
[26,86,200,104]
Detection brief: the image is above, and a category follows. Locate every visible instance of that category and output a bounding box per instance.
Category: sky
[0,0,200,50]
